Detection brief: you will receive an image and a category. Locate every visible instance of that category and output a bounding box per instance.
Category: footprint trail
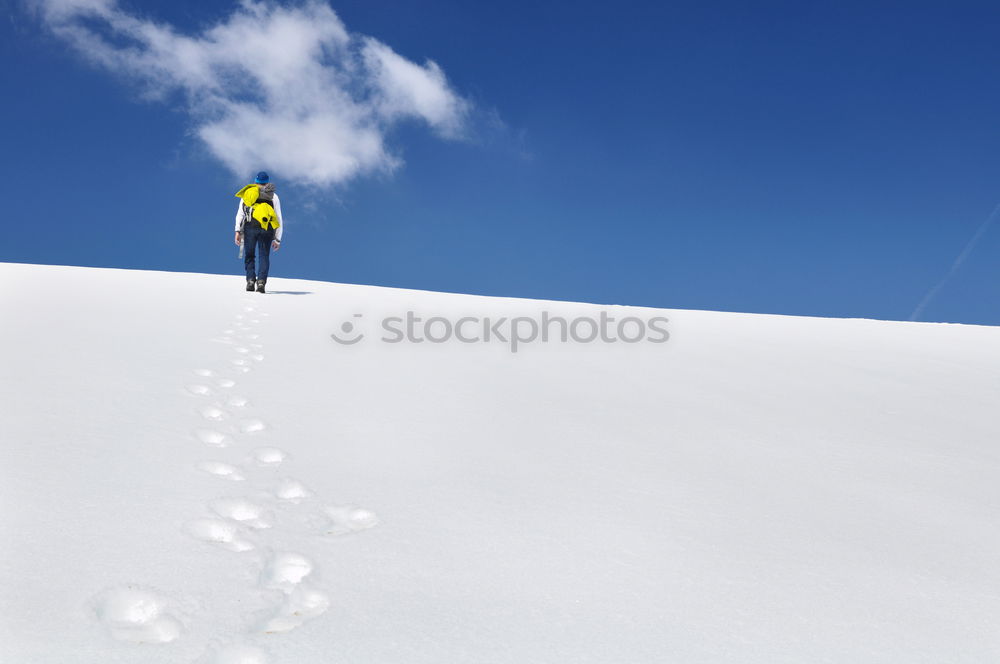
[94,295,380,652]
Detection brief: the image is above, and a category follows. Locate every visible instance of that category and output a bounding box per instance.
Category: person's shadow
[264,291,313,295]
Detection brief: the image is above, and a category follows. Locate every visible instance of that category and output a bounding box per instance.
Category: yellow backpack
[235,184,280,231]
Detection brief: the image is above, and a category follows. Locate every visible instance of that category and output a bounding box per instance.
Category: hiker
[234,171,283,293]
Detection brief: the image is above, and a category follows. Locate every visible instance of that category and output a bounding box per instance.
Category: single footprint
[217,378,236,389]
[261,587,330,634]
[210,498,275,529]
[94,586,184,643]
[260,552,315,592]
[245,334,260,340]
[239,419,267,434]
[252,447,288,467]
[273,478,313,503]
[251,354,265,362]
[186,384,213,397]
[226,395,251,408]
[196,461,245,481]
[199,405,230,422]
[184,518,255,552]
[233,347,250,354]
[193,369,217,378]
[234,366,252,374]
[230,358,250,367]
[323,504,380,535]
[194,429,234,447]
[222,329,236,335]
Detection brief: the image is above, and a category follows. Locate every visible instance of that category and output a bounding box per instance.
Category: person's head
[255,171,270,184]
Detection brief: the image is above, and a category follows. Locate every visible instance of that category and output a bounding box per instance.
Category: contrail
[909,203,1000,321]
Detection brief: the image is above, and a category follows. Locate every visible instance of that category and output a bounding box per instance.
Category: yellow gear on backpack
[234,184,280,231]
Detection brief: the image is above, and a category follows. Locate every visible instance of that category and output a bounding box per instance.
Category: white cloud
[361,38,470,138]
[34,0,470,186]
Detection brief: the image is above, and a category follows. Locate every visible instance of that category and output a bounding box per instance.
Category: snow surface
[2,262,1000,663]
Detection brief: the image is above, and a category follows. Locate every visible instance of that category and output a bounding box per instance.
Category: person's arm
[273,194,284,245]
[235,201,246,231]
[234,201,245,245]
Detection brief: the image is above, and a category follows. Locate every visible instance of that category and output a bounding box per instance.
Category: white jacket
[235,193,284,243]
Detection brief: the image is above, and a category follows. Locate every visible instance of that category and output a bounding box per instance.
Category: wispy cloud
[32,0,471,186]
[909,203,1000,321]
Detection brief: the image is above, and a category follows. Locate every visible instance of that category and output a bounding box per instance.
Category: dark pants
[243,224,276,282]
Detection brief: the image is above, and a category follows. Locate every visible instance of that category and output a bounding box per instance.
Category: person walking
[234,171,283,293]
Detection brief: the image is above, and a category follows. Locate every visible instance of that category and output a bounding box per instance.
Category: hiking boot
[246,279,256,292]
[256,279,266,294]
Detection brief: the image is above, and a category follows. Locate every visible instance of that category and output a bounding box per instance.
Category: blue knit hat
[255,171,269,184]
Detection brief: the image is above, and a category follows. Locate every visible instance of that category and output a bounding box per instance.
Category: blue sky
[4,0,1000,324]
